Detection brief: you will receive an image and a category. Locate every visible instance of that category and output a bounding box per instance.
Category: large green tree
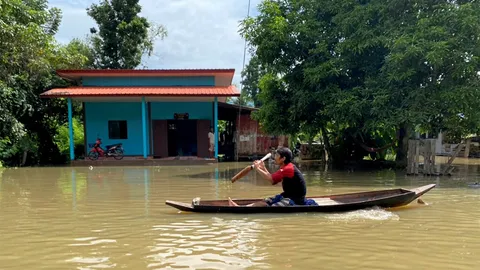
[240,55,266,107]
[87,0,167,69]
[0,0,90,166]
[240,0,480,167]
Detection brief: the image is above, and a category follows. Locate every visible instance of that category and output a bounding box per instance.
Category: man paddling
[228,147,308,207]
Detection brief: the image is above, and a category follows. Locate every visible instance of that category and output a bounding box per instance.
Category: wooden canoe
[165,184,436,214]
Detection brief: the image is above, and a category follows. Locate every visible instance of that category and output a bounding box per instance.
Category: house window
[108,120,128,139]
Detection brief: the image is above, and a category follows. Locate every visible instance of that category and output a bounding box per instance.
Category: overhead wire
[236,0,252,161]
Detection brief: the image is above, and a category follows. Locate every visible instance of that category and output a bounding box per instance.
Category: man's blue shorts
[264,194,318,207]
[264,194,294,206]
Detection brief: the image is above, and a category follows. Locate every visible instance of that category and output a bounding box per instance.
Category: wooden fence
[407,139,464,176]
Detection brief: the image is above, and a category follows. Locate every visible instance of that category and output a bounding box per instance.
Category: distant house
[217,103,289,161]
[41,69,288,164]
[40,69,240,162]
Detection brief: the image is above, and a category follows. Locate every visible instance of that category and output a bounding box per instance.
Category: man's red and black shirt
[271,162,307,205]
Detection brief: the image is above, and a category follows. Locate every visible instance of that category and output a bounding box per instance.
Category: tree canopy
[87,0,167,69]
[0,0,168,166]
[240,0,480,166]
[0,0,93,166]
[240,55,266,107]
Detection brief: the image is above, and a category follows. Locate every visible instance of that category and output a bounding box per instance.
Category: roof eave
[56,69,236,80]
[40,93,241,98]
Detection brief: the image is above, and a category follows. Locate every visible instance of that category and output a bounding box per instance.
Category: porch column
[67,98,74,161]
[142,97,147,159]
[214,97,218,159]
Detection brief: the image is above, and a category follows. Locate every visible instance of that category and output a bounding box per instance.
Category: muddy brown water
[0,159,479,269]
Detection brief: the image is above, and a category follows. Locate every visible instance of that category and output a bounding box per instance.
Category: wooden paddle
[231,153,272,183]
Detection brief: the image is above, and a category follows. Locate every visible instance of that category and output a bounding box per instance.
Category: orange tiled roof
[40,86,240,98]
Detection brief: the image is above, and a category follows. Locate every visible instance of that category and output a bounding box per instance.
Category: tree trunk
[23,114,65,165]
[321,126,332,166]
[21,150,28,166]
[395,123,410,168]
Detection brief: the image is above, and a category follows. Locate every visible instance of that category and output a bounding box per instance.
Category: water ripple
[146,217,269,269]
[325,207,400,221]
[65,256,116,269]
[68,237,117,247]
[1,166,480,269]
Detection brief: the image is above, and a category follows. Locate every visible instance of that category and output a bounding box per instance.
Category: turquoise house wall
[85,101,214,156]
[82,76,215,86]
[150,102,212,157]
[83,76,216,157]
[85,102,213,156]
[150,102,212,121]
[85,102,147,156]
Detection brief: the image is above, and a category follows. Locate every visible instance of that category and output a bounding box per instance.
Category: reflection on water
[147,217,268,269]
[0,161,479,269]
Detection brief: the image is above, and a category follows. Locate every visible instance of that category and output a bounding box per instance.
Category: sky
[49,0,262,86]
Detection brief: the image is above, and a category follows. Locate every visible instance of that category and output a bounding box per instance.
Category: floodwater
[0,159,479,269]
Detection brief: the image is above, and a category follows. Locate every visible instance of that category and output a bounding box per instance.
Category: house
[217,102,289,161]
[40,69,240,163]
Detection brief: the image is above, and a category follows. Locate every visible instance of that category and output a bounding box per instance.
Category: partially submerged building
[40,69,287,165]
[217,103,289,161]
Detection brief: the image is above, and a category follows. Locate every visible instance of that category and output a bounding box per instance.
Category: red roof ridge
[64,85,236,88]
[56,69,236,82]
[57,68,235,73]
[40,85,240,98]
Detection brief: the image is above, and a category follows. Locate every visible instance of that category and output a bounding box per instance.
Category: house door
[152,120,168,158]
[197,120,210,158]
[167,120,198,156]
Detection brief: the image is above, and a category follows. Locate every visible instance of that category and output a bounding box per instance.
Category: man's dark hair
[276,147,292,164]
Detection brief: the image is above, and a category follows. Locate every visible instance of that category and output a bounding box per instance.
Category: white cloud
[49,0,263,86]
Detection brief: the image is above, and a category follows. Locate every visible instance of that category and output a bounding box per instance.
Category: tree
[240,55,266,107]
[0,0,91,166]
[64,38,96,69]
[54,118,84,156]
[87,0,167,69]
[230,92,253,106]
[240,0,480,167]
[239,0,338,158]
[225,84,253,106]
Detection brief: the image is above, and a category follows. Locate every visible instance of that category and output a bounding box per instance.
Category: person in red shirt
[228,147,307,207]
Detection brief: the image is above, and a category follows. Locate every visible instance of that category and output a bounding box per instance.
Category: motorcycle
[87,138,124,160]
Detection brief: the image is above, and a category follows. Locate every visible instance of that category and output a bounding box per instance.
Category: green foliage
[87,0,167,69]
[251,73,296,135]
[229,92,253,106]
[64,38,95,69]
[0,0,168,166]
[54,118,84,156]
[0,133,38,162]
[217,120,227,133]
[240,55,266,107]
[226,83,254,106]
[240,0,480,166]
[0,0,91,166]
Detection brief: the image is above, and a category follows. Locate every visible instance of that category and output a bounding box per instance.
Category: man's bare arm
[254,161,274,184]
